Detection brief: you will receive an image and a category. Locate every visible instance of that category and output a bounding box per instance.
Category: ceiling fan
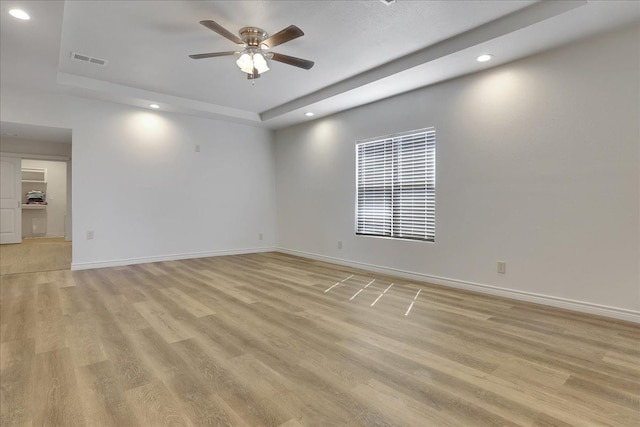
[189,20,315,79]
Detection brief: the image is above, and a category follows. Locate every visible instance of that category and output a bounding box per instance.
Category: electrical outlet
[338,240,343,249]
[497,261,506,274]
[195,144,200,152]
[259,233,263,241]
[87,230,94,240]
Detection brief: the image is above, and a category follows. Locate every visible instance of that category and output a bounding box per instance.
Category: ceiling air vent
[89,57,107,66]
[71,52,108,66]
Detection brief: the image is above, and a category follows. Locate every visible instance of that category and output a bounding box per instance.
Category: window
[355,128,435,242]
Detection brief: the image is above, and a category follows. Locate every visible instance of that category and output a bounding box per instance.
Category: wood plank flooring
[1,252,638,426]
[0,237,71,276]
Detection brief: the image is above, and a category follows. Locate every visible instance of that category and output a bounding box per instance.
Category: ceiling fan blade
[199,20,244,46]
[189,51,238,59]
[270,52,314,70]
[261,25,304,49]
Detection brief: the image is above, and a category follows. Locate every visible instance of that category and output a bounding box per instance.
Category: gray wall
[274,25,639,314]
[70,99,277,268]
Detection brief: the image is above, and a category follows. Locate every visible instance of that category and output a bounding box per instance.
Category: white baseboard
[71,246,276,271]
[276,247,640,324]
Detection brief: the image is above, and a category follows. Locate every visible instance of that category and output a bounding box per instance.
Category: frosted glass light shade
[253,53,269,74]
[236,53,254,73]
[236,51,270,75]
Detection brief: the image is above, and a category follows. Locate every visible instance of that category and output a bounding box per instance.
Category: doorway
[0,121,72,275]
[20,159,68,239]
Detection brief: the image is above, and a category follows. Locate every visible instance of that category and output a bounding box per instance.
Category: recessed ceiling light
[149,104,160,109]
[304,112,314,117]
[476,54,493,63]
[9,9,30,20]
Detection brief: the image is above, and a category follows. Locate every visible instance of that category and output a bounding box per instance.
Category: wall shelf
[22,167,47,182]
[22,204,47,210]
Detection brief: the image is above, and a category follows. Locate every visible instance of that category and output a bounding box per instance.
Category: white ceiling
[1,1,639,129]
[0,121,72,144]
[57,0,532,112]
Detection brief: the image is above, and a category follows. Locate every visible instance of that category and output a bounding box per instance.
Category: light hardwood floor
[0,237,71,276]
[1,252,638,426]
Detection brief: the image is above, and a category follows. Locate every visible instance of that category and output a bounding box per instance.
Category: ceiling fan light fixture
[236,52,254,73]
[237,51,269,75]
[253,53,269,74]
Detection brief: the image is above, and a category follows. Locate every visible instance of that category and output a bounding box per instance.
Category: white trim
[71,246,276,271]
[276,247,640,324]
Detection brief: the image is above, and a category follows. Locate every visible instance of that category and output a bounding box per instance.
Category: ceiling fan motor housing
[239,27,269,47]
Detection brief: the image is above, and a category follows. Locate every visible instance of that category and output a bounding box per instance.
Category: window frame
[354,127,436,243]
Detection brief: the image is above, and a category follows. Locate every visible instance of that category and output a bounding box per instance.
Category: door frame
[0,152,71,241]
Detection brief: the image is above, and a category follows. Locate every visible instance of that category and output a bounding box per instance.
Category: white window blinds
[356,128,435,242]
